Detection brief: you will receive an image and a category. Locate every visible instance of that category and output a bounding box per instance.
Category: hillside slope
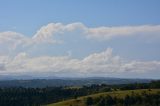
[47,89,160,106]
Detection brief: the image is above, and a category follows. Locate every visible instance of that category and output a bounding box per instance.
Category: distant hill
[0,77,152,88]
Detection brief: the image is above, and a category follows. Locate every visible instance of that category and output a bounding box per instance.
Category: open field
[47,89,160,106]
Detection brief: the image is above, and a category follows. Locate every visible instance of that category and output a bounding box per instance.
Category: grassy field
[47,89,160,106]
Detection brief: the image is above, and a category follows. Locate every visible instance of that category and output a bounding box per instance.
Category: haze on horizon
[0,0,160,79]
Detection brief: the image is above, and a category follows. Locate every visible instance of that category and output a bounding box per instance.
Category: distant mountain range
[0,75,153,88]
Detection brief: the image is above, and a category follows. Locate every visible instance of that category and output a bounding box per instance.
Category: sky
[0,0,160,78]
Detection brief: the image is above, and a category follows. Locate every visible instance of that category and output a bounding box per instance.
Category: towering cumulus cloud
[33,23,160,41]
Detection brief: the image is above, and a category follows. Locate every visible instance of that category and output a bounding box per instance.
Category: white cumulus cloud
[1,22,160,53]
[0,48,159,78]
[0,23,160,78]
[33,23,160,41]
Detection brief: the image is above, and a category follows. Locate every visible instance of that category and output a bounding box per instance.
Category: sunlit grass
[47,89,160,106]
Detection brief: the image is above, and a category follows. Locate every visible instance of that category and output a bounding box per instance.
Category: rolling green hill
[47,89,160,106]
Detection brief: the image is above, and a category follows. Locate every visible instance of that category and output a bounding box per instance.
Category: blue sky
[1,0,160,34]
[0,0,160,78]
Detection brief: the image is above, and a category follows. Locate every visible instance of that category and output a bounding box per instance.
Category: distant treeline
[0,80,159,106]
[0,78,151,88]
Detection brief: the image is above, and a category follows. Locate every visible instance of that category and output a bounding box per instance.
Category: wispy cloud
[87,25,160,40]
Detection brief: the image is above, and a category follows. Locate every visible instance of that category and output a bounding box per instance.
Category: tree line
[0,80,159,106]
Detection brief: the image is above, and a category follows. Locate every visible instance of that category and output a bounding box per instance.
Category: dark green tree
[86,97,93,106]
